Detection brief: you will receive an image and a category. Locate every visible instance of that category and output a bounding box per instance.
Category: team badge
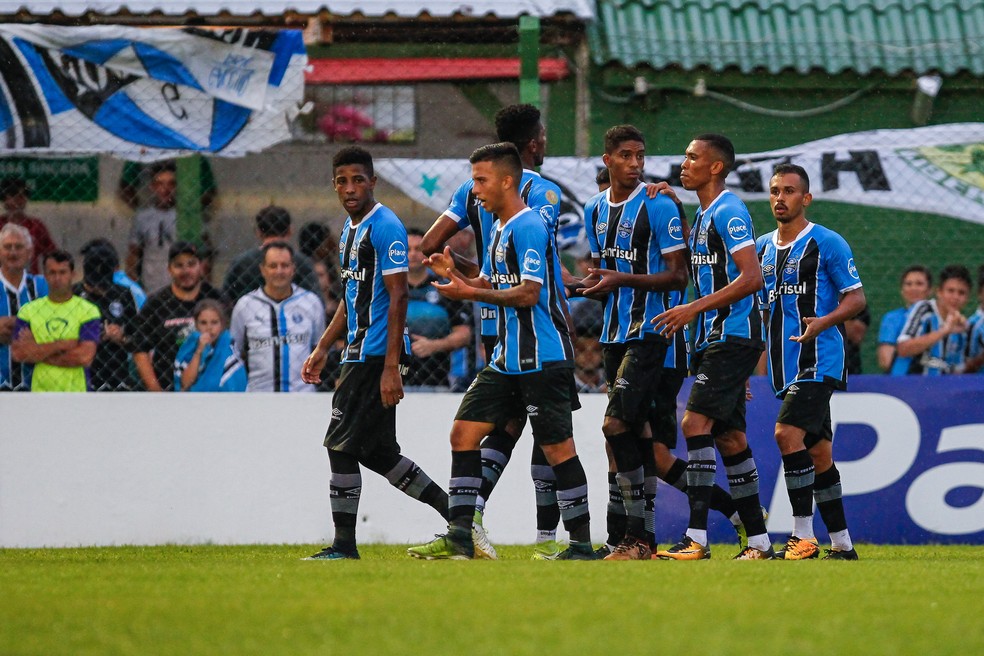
[784,256,798,275]
[545,190,559,205]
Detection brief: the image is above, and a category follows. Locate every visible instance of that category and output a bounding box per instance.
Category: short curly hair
[494,104,541,150]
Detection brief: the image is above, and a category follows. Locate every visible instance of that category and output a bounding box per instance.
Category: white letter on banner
[767,393,920,533]
[907,425,984,535]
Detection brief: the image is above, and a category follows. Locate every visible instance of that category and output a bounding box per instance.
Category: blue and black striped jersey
[757,222,862,395]
[480,208,574,374]
[446,170,562,338]
[689,190,763,352]
[584,183,686,344]
[337,203,412,362]
[0,271,47,390]
[896,299,967,375]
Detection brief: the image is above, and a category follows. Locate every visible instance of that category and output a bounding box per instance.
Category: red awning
[305,57,569,84]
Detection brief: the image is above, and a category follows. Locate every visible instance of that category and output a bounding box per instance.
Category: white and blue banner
[0,25,306,159]
[377,123,984,238]
[667,376,984,545]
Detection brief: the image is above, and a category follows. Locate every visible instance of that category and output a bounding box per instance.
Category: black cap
[168,240,199,263]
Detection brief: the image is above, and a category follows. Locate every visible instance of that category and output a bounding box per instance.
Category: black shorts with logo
[648,366,687,449]
[776,381,834,449]
[455,364,579,446]
[602,336,669,433]
[324,358,403,460]
[686,341,763,435]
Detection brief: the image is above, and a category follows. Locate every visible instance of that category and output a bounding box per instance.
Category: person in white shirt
[231,241,325,392]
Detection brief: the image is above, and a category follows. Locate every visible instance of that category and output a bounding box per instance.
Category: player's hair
[261,239,295,262]
[901,264,932,287]
[192,298,229,327]
[939,264,971,288]
[494,104,542,151]
[43,248,74,270]
[595,168,610,186]
[470,142,523,182]
[0,222,33,250]
[332,146,374,177]
[255,205,292,237]
[694,133,736,174]
[0,177,28,200]
[604,124,646,153]
[772,163,810,192]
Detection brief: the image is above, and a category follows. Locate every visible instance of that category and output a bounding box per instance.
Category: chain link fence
[3,27,983,392]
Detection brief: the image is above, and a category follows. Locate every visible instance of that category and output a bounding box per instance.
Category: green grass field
[3,544,983,655]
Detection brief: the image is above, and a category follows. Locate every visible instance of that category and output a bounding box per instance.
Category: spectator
[230,241,324,392]
[0,177,57,274]
[964,266,984,374]
[11,250,100,392]
[81,238,147,310]
[877,265,932,373]
[300,221,341,318]
[0,223,48,390]
[573,334,606,393]
[404,228,472,390]
[118,158,217,216]
[844,305,870,374]
[222,205,319,303]
[126,163,178,293]
[174,298,246,392]
[131,241,225,391]
[75,240,140,391]
[895,264,970,375]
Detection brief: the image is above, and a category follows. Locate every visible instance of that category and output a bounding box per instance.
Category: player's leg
[716,427,773,559]
[808,421,858,560]
[530,443,563,560]
[360,449,449,521]
[304,448,363,560]
[638,435,658,551]
[523,368,594,560]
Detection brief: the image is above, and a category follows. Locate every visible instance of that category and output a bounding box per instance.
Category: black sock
[449,450,482,533]
[531,445,560,532]
[552,455,591,544]
[723,447,767,536]
[365,453,449,522]
[685,434,716,531]
[607,432,644,539]
[327,449,361,550]
[782,450,816,519]
[640,439,657,548]
[605,472,626,546]
[815,464,848,533]
[478,428,516,506]
[666,456,736,520]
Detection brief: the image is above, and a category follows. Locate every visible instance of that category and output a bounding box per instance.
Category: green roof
[589,0,984,76]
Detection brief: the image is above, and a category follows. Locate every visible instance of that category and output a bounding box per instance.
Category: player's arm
[302,299,347,385]
[653,244,763,337]
[579,249,688,296]
[435,275,540,308]
[380,271,408,408]
[792,288,867,343]
[420,214,481,279]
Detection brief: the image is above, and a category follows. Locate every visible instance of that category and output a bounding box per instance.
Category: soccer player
[407,143,593,560]
[230,241,325,392]
[576,125,688,560]
[419,103,565,559]
[877,265,932,374]
[652,133,773,560]
[895,265,971,375]
[757,164,865,560]
[12,250,100,392]
[0,223,48,391]
[301,146,449,561]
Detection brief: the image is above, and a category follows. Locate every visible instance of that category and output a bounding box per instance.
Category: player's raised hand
[425,246,455,279]
[790,316,823,343]
[431,275,473,301]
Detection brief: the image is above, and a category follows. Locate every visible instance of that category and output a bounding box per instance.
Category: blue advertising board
[656,376,984,545]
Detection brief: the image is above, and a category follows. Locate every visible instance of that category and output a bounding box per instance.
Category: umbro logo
[788,384,800,392]
[615,377,629,389]
[695,373,709,385]
[526,405,539,416]
[331,408,343,418]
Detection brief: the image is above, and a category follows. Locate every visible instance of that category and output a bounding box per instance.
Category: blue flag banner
[0,25,306,159]
[662,376,984,546]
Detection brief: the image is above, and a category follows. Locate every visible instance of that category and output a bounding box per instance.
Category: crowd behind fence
[2,78,984,392]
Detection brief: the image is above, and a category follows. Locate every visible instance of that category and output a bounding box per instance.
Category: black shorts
[777,381,834,449]
[455,364,579,446]
[648,367,686,449]
[324,358,401,460]
[603,337,669,432]
[686,341,763,435]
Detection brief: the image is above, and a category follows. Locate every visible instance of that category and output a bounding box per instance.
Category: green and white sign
[0,157,99,202]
